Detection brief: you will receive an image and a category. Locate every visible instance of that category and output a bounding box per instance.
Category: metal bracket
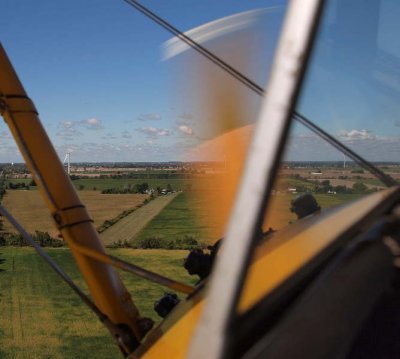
[53,205,94,229]
[0,93,38,115]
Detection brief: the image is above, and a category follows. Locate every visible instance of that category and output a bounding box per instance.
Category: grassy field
[0,247,195,359]
[361,178,387,187]
[71,178,190,191]
[278,177,316,191]
[101,193,179,245]
[1,191,147,237]
[132,193,225,246]
[133,192,366,247]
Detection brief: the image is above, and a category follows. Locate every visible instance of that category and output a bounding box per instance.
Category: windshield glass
[262,0,400,231]
[178,0,400,234]
[296,0,400,181]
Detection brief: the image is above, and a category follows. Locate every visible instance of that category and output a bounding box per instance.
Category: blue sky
[1,0,400,163]
[292,0,400,162]
[1,0,281,162]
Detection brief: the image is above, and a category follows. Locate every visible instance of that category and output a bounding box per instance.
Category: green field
[133,192,366,246]
[280,177,316,191]
[361,178,387,187]
[315,193,363,207]
[71,178,190,191]
[0,247,195,358]
[101,193,179,245]
[133,193,222,246]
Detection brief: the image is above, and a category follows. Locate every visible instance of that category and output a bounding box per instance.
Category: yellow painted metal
[0,43,143,341]
[137,187,398,358]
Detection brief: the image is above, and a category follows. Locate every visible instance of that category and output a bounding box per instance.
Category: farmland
[133,192,225,247]
[130,190,364,247]
[101,193,179,245]
[0,173,373,245]
[1,191,148,237]
[0,247,195,358]
[0,162,394,359]
[71,178,190,191]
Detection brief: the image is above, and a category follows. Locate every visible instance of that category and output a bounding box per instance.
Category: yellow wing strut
[0,43,145,353]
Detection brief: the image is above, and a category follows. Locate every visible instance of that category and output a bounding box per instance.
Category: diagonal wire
[123,0,397,187]
[293,113,397,186]
[122,0,263,95]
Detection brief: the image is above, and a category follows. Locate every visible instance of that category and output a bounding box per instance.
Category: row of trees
[72,173,190,180]
[0,231,64,247]
[288,175,374,195]
[314,180,371,194]
[6,179,36,190]
[101,182,150,194]
[101,182,175,195]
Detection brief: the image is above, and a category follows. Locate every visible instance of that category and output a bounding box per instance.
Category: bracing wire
[123,0,397,187]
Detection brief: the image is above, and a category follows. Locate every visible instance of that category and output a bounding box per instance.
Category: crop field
[71,178,190,191]
[278,177,316,191]
[0,247,195,359]
[1,191,147,237]
[133,191,366,247]
[101,193,179,245]
[133,192,226,246]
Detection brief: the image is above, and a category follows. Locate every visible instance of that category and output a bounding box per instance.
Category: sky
[1,0,400,163]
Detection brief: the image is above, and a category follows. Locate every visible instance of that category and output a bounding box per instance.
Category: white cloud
[81,117,103,130]
[338,129,376,141]
[137,113,161,121]
[56,120,83,138]
[284,130,400,162]
[136,127,170,138]
[0,144,22,162]
[55,141,173,162]
[178,125,194,136]
[56,117,103,138]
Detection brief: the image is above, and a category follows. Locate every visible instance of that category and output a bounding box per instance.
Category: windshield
[167,0,400,236]
[167,0,400,234]
[265,0,400,231]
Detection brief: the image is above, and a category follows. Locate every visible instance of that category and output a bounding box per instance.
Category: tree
[134,182,149,194]
[352,182,368,193]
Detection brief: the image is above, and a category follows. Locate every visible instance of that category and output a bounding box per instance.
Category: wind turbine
[63,152,71,175]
